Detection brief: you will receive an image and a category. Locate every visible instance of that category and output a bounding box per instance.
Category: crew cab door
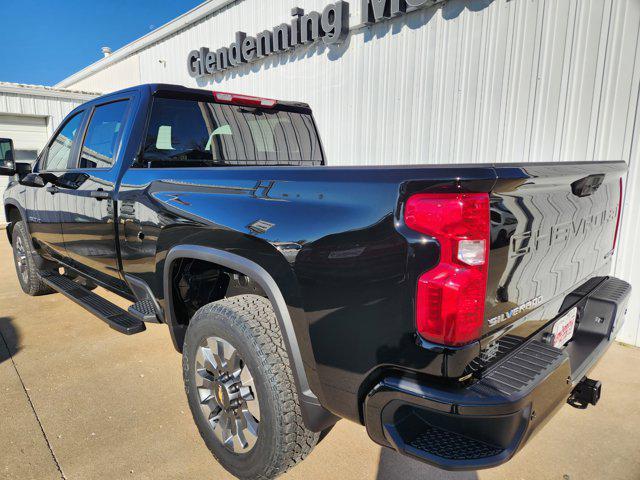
[28,109,87,261]
[57,98,132,291]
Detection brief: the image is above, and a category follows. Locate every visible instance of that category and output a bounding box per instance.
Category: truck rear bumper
[364,276,631,471]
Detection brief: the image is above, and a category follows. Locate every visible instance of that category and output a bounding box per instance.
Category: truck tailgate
[484,161,626,344]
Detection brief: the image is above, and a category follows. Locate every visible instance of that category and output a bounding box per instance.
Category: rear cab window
[137,96,324,168]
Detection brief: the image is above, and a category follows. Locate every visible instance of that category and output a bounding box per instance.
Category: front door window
[42,111,84,171]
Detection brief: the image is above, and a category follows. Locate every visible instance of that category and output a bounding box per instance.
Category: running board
[128,300,160,323]
[40,272,146,335]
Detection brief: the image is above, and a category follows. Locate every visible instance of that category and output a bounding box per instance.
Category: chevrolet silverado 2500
[1,84,631,479]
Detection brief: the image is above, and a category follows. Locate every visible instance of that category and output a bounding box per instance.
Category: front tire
[11,221,54,296]
[183,295,319,479]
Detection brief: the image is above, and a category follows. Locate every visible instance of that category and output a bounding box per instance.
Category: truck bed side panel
[118,166,496,421]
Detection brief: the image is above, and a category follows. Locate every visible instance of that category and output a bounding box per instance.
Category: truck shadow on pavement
[0,317,20,364]
[376,447,478,480]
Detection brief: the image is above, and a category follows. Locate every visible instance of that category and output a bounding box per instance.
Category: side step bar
[40,272,146,335]
[128,300,160,323]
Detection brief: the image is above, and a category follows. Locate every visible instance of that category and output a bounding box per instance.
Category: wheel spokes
[241,408,259,438]
[227,350,242,379]
[202,346,220,372]
[234,417,248,450]
[196,368,215,387]
[210,409,226,444]
[208,338,227,371]
[201,399,221,420]
[239,367,256,394]
[15,237,28,277]
[195,335,260,454]
[220,411,234,448]
[245,398,260,422]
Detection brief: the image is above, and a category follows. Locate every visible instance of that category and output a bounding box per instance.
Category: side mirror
[0,138,16,176]
[20,172,46,188]
[14,161,32,177]
[55,172,89,190]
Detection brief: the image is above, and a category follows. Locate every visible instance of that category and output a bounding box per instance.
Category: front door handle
[46,186,60,195]
[90,189,111,201]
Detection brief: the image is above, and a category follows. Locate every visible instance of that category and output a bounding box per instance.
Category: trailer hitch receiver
[568,377,601,409]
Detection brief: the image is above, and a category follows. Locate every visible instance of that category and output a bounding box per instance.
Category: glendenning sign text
[187,0,437,78]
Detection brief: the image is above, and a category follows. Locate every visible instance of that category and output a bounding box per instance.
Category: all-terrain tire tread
[12,221,54,296]
[184,295,319,479]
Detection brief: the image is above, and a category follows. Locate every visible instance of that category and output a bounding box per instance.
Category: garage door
[0,115,49,222]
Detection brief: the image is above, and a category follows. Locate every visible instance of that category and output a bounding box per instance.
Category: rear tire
[11,221,54,296]
[183,295,319,479]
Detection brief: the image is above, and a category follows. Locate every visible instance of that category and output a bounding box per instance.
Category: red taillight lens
[405,193,490,346]
[613,177,623,252]
[213,91,277,108]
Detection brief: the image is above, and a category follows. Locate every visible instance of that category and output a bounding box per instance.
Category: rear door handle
[90,189,111,200]
[46,186,60,195]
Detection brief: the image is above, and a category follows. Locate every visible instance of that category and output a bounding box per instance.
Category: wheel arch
[4,200,26,245]
[163,244,337,432]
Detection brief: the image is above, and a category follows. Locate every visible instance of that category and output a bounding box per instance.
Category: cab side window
[79,100,129,169]
[42,111,84,171]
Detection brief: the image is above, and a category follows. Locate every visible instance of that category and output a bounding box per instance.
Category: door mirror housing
[14,161,32,177]
[20,172,47,188]
[0,138,16,176]
[20,171,61,188]
[56,172,90,190]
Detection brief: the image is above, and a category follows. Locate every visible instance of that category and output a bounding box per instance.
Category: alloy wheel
[15,236,29,283]
[195,336,260,453]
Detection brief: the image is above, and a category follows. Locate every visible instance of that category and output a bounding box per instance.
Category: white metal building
[8,0,640,346]
[0,83,98,221]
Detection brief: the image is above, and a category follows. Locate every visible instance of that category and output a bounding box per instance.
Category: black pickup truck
[1,84,631,479]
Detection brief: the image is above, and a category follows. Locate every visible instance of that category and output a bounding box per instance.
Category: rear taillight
[613,177,623,252]
[213,91,277,108]
[405,193,490,346]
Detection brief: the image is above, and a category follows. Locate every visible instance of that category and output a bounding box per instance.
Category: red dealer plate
[552,307,577,348]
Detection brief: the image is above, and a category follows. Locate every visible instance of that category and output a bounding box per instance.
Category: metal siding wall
[0,92,87,134]
[67,55,142,93]
[63,0,640,345]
